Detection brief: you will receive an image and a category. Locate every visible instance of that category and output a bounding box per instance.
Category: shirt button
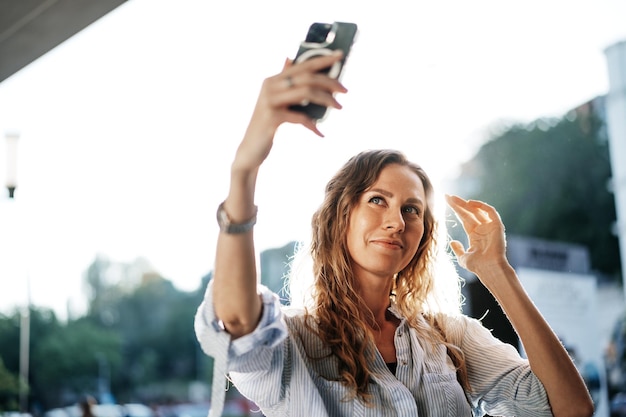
[401,360,408,366]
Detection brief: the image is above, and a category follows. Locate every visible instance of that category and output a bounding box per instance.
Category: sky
[1,0,625,319]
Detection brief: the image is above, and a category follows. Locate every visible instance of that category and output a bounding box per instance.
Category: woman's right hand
[232,51,348,173]
[213,52,348,338]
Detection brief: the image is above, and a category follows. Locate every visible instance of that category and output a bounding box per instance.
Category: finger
[282,111,325,137]
[445,194,472,215]
[282,57,293,70]
[273,72,347,95]
[269,88,343,113]
[449,240,466,260]
[445,194,481,232]
[307,71,348,92]
[304,122,324,137]
[281,53,347,91]
[290,50,344,74]
[303,88,343,109]
[268,72,347,111]
[467,200,502,223]
[447,195,501,230]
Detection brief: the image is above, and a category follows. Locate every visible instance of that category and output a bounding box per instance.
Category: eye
[369,196,385,205]
[402,205,422,216]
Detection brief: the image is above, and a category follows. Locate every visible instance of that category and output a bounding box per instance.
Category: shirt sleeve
[194,280,289,417]
[443,314,553,417]
[194,279,288,370]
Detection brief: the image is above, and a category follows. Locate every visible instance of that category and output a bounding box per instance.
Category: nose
[384,208,405,232]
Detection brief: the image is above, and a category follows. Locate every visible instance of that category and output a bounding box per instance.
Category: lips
[371,238,404,249]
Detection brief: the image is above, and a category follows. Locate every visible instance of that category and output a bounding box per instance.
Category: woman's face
[346,163,426,282]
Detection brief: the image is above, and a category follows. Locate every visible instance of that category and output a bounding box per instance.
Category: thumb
[449,240,469,270]
[449,240,468,268]
[449,240,465,258]
[283,57,293,70]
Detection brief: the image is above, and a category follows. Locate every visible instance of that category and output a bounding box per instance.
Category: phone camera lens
[306,23,332,44]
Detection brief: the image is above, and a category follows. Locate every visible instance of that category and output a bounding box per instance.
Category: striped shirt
[195,282,552,417]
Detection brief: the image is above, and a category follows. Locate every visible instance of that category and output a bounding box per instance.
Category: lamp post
[5,131,18,199]
[19,299,30,413]
[5,131,29,412]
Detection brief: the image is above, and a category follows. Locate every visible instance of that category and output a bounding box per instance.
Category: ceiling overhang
[0,0,128,84]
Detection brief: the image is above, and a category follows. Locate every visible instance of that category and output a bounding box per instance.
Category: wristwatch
[216,201,257,234]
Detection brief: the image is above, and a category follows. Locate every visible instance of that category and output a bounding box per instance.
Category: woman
[194,52,593,416]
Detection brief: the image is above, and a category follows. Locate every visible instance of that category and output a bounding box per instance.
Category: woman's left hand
[445,194,595,417]
[445,195,510,283]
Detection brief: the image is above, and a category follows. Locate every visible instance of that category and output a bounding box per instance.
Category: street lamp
[5,131,19,199]
[5,131,28,411]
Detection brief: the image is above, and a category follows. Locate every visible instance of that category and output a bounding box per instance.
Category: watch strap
[216,201,257,234]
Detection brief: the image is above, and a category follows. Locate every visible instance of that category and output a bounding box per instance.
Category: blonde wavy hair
[288,149,469,401]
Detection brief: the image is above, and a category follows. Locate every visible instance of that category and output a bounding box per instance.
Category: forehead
[369,164,426,199]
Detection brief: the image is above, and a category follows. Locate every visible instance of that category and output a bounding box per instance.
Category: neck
[357,274,395,325]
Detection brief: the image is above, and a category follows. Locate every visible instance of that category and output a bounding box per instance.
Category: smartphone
[289,21,358,121]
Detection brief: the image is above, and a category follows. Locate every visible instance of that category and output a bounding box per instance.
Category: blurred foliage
[0,257,214,411]
[0,356,21,411]
[452,113,621,279]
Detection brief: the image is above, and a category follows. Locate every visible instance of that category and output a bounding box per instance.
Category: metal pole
[604,40,626,303]
[6,131,28,410]
[19,303,30,412]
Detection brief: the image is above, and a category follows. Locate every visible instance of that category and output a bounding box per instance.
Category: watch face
[217,203,231,229]
[218,206,230,226]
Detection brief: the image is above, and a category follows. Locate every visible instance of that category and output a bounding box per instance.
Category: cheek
[345,216,357,253]
[408,222,426,250]
[347,209,370,235]
[346,211,370,253]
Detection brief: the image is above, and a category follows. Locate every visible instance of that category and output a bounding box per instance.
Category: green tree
[452,114,620,278]
[0,357,21,411]
[0,307,62,410]
[30,316,121,408]
[0,306,114,410]
[0,257,215,410]
[81,257,212,402]
[0,313,20,378]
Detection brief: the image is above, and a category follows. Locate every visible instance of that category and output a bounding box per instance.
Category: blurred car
[63,405,80,417]
[611,392,626,417]
[155,403,209,417]
[92,404,123,417]
[121,404,154,417]
[156,399,257,417]
[43,409,70,417]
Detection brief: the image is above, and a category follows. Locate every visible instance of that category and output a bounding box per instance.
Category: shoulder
[282,307,318,334]
[432,312,490,345]
[432,312,472,331]
[283,305,306,318]
[279,307,332,359]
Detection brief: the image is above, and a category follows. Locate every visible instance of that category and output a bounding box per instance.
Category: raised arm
[213,52,347,339]
[445,194,594,417]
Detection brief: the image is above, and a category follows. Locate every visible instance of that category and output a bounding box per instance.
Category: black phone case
[289,21,358,120]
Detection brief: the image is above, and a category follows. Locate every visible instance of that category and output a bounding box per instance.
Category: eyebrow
[368,188,424,206]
